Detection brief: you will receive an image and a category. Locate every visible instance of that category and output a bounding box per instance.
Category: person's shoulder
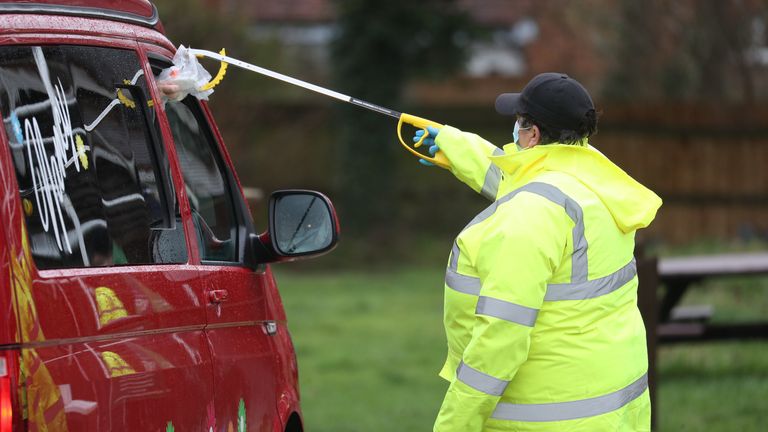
[495,184,570,222]
[479,192,568,243]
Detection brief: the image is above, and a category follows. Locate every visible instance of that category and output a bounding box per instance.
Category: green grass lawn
[274,266,768,431]
[275,267,448,431]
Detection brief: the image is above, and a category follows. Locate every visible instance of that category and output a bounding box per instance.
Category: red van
[0,1,339,431]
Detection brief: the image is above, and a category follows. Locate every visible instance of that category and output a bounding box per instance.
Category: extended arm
[433,126,512,201]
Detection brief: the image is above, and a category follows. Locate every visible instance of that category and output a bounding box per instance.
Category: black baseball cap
[495,73,594,131]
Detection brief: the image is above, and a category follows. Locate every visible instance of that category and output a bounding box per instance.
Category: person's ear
[527,125,541,148]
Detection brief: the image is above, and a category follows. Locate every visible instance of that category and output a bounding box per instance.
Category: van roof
[0,0,158,28]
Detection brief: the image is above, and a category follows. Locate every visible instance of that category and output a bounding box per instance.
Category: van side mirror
[249,190,340,264]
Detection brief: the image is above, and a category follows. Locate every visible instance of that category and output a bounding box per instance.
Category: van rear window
[0,45,187,269]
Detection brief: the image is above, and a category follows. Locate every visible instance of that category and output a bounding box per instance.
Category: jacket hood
[491,142,662,233]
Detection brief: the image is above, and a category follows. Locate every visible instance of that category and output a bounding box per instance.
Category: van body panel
[0,185,216,431]
[190,93,304,429]
[162,83,290,429]
[0,0,157,25]
[0,28,218,429]
[26,267,206,341]
[271,290,302,428]
[0,3,309,430]
[21,332,215,430]
[0,240,14,347]
[202,266,280,432]
[0,14,173,52]
[0,133,22,348]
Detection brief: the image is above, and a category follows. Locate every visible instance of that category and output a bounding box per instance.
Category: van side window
[0,45,187,269]
[164,98,239,262]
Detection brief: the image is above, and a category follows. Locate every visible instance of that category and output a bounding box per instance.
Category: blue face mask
[513,120,521,144]
[513,120,531,150]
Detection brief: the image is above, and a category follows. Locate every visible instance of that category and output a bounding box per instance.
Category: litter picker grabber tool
[188,48,451,169]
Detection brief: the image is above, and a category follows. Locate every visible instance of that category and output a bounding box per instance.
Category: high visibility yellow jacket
[432,126,662,432]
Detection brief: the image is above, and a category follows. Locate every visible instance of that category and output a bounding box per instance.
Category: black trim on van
[0,3,159,28]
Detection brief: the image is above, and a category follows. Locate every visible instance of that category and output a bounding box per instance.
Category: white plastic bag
[157,45,214,104]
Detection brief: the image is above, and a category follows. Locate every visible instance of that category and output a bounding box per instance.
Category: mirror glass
[273,194,334,255]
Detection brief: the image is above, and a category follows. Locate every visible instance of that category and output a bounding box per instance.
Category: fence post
[636,250,659,430]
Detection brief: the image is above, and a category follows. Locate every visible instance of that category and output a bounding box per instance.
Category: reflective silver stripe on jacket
[457,361,509,396]
[480,148,505,201]
[453,183,587,281]
[450,241,461,271]
[445,182,633,301]
[446,263,636,301]
[445,267,482,295]
[476,296,539,327]
[491,373,648,422]
[545,259,637,301]
[522,183,587,283]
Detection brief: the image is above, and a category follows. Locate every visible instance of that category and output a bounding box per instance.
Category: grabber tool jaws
[189,48,452,169]
[197,48,229,91]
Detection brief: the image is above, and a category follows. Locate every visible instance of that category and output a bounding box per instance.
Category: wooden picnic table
[636,251,768,429]
[656,252,768,343]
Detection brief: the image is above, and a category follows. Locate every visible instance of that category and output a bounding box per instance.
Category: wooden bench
[636,251,768,429]
[657,252,768,343]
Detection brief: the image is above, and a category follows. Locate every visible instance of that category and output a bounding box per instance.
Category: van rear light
[1,353,16,432]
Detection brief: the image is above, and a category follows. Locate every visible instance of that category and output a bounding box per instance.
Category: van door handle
[208,289,230,304]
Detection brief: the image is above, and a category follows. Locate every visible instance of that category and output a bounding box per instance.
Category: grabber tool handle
[397,113,451,169]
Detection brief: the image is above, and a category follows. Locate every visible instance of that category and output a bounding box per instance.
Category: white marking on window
[25,47,86,253]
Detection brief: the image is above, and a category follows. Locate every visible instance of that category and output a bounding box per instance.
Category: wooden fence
[424,102,768,244]
[596,103,768,244]
[228,101,768,245]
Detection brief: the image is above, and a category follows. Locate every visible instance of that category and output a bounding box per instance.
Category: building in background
[205,0,768,104]
[203,0,605,102]
[197,0,768,245]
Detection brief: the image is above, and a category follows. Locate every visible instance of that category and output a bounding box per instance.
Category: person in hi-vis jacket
[415,73,661,432]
